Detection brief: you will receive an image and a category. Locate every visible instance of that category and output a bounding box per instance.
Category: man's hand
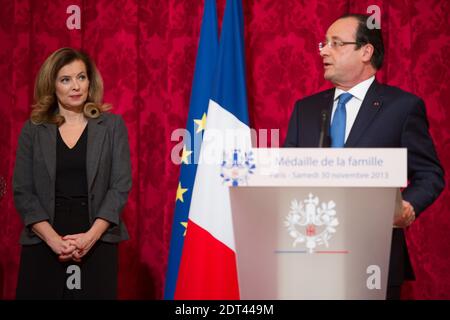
[394,200,416,228]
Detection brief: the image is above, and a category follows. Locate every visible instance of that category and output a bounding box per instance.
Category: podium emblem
[285,193,339,253]
[220,149,256,187]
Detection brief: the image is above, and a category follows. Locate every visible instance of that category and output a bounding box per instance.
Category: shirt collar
[334,76,375,101]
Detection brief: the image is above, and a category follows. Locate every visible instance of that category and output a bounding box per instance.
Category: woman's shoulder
[99,112,126,129]
[23,118,58,130]
[20,119,40,132]
[101,112,123,125]
[17,119,45,142]
[100,111,123,122]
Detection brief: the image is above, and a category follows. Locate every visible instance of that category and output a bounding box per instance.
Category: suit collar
[39,123,57,183]
[334,76,376,102]
[38,113,107,191]
[322,88,335,116]
[87,114,107,190]
[344,79,383,147]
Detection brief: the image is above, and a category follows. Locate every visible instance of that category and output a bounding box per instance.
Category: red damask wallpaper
[0,0,449,299]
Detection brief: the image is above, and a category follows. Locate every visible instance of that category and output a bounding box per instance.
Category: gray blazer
[13,112,131,245]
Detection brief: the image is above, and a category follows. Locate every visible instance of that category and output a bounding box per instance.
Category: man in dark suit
[284,14,445,299]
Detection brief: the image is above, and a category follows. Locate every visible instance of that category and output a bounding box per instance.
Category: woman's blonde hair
[30,47,111,125]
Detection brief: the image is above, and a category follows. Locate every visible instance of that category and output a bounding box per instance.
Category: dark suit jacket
[284,80,445,285]
[13,112,132,245]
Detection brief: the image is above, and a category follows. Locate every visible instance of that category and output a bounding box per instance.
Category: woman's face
[55,59,89,111]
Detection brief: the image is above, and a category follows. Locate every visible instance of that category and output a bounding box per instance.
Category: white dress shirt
[330,76,375,142]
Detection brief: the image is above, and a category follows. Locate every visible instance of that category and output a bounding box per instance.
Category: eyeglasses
[318,39,362,51]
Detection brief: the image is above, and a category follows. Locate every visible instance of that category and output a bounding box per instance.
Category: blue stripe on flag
[211,0,249,126]
[163,0,219,300]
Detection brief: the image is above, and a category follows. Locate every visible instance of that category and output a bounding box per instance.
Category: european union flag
[164,0,219,300]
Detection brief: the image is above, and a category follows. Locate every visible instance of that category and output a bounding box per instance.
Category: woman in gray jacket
[13,47,131,299]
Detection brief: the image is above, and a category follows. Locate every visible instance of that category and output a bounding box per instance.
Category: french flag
[174,0,251,299]
[164,0,219,300]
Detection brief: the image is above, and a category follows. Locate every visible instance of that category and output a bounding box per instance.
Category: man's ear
[361,43,374,63]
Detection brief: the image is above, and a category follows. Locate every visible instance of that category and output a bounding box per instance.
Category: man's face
[320,17,365,87]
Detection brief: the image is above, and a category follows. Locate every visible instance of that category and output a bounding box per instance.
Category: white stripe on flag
[188,99,252,251]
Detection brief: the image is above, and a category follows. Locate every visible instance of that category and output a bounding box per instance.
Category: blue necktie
[330,92,353,148]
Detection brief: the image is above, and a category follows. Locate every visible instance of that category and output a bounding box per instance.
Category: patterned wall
[0,0,449,299]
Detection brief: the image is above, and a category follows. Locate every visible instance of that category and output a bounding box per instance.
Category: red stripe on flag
[175,220,240,300]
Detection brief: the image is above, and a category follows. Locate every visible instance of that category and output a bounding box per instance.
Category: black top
[55,125,88,199]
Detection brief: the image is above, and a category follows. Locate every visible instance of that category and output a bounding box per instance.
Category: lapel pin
[373,101,381,108]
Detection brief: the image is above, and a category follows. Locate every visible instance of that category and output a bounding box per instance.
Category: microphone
[318,109,329,148]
